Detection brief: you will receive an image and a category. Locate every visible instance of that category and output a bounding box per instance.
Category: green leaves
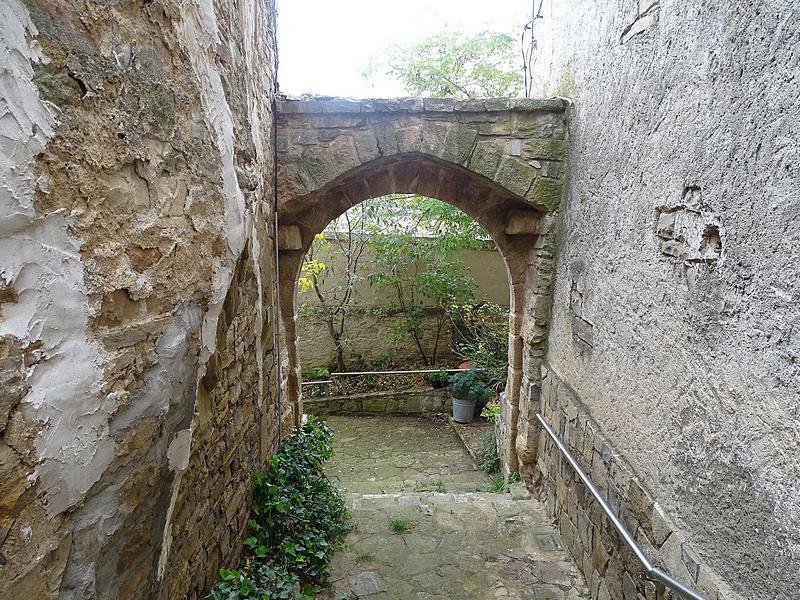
[452,302,510,389]
[449,369,495,403]
[377,31,523,99]
[206,416,350,600]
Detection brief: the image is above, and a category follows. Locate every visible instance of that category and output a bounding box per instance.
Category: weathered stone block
[301,135,360,187]
[505,209,542,235]
[453,99,486,112]
[495,156,538,198]
[423,98,455,112]
[467,141,503,180]
[419,120,451,157]
[353,130,380,163]
[277,225,303,250]
[395,125,422,153]
[524,138,568,161]
[530,176,564,211]
[441,124,478,165]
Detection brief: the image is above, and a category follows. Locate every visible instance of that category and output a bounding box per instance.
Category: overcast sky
[276,0,531,98]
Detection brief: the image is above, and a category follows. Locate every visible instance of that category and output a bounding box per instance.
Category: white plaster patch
[0,0,55,234]
[167,428,192,471]
[0,0,113,517]
[176,0,249,361]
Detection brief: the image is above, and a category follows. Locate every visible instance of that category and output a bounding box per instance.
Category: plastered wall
[296,243,510,369]
[531,1,799,598]
[0,0,282,597]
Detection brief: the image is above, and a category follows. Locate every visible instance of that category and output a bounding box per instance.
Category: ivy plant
[206,416,350,599]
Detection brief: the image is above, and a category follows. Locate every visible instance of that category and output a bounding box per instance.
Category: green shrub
[302,366,330,381]
[424,368,450,388]
[452,303,509,389]
[209,563,311,600]
[449,369,494,403]
[206,416,350,599]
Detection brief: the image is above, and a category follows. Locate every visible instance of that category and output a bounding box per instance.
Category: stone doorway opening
[277,161,536,474]
[275,96,568,479]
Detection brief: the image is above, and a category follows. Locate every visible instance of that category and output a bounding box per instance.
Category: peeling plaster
[176,0,249,362]
[0,0,112,517]
[166,429,191,471]
[154,0,256,578]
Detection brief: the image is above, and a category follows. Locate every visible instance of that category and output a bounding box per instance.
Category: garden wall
[296,244,509,369]
[530,1,799,598]
[303,388,452,417]
[0,1,283,598]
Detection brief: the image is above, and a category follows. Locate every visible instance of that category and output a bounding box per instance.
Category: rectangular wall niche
[570,274,593,355]
[655,188,723,266]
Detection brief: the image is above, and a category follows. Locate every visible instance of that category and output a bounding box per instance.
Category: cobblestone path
[322,415,588,599]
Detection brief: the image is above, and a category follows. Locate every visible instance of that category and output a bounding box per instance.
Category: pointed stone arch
[275,97,567,479]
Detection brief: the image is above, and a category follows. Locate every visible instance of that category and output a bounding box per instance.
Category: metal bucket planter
[452,396,476,423]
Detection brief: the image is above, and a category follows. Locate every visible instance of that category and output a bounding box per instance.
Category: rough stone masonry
[0,0,283,597]
[1,0,797,599]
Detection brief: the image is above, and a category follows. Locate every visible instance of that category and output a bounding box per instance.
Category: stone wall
[538,365,738,600]
[276,97,568,477]
[530,1,799,598]
[303,388,452,417]
[0,0,282,598]
[298,309,455,369]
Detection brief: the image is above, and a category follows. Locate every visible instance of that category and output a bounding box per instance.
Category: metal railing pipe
[328,368,474,377]
[536,413,707,600]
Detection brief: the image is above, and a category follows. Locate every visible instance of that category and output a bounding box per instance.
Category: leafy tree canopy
[372,31,523,99]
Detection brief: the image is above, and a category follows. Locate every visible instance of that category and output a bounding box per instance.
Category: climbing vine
[207,417,350,599]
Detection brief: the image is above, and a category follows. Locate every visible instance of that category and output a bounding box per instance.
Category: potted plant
[449,369,494,424]
[425,368,450,389]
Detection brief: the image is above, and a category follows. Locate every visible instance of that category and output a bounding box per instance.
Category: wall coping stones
[303,387,452,417]
[277,95,567,115]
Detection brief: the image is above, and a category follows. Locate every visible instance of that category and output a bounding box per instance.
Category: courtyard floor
[322,415,588,599]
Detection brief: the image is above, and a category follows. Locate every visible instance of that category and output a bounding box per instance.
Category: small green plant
[477,430,500,474]
[484,472,520,494]
[356,552,376,564]
[424,368,450,388]
[302,365,330,381]
[480,400,501,421]
[390,518,413,533]
[449,369,494,403]
[485,472,509,493]
[207,416,350,599]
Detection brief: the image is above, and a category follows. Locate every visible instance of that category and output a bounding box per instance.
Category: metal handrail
[299,367,479,385]
[536,413,707,600]
[330,368,474,376]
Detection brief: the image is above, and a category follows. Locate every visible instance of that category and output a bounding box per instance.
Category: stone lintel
[277,96,567,116]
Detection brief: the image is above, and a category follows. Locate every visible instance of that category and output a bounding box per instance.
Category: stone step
[348,490,525,509]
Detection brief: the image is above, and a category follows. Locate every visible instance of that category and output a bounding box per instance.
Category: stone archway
[275,97,567,480]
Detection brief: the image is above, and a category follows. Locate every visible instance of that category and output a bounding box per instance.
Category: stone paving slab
[324,492,587,599]
[322,415,588,599]
[324,415,489,494]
